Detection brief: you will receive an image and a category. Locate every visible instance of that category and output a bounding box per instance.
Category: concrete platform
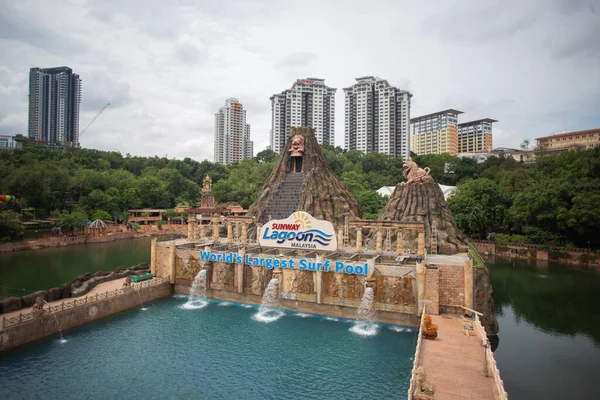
[420,315,496,400]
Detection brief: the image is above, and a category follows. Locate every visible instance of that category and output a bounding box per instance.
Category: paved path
[420,315,496,400]
[2,278,128,320]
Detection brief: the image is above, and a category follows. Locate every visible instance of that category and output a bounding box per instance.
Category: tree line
[1,144,598,248]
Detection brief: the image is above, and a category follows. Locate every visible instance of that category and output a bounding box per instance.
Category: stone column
[187,222,193,241]
[376,230,383,253]
[150,238,157,276]
[356,228,363,252]
[169,243,176,284]
[241,223,248,245]
[316,254,325,304]
[227,222,233,244]
[256,224,262,244]
[192,222,197,240]
[416,261,426,316]
[236,247,245,294]
[463,259,473,311]
[199,224,206,242]
[337,228,344,251]
[213,223,219,243]
[417,231,425,255]
[396,230,403,254]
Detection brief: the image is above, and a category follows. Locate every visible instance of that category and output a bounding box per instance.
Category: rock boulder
[2,297,22,313]
[22,291,47,307]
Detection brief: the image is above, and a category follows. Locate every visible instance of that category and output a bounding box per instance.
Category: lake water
[487,256,600,400]
[0,296,416,400]
[0,237,151,299]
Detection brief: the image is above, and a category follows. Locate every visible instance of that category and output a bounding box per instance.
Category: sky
[0,0,599,161]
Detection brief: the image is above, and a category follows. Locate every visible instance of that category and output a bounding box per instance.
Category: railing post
[2,316,4,330]
[19,313,22,323]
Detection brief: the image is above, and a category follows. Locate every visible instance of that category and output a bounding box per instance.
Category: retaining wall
[0,281,171,351]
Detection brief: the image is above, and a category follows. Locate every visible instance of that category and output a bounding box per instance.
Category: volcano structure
[246,127,360,233]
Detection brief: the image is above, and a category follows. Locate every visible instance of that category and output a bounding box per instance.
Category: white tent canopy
[89,219,107,229]
[377,184,457,201]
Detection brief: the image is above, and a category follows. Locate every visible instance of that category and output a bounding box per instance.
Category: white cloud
[0,0,598,160]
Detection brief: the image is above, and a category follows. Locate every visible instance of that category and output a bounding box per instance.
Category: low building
[0,135,18,150]
[536,128,600,152]
[128,209,166,224]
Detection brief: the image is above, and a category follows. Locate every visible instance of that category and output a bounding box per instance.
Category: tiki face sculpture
[288,134,305,157]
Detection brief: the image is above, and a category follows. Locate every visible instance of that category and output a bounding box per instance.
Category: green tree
[58,210,88,232]
[355,190,387,219]
[0,210,24,241]
[91,209,112,221]
[448,178,507,238]
[255,149,279,163]
[164,209,178,224]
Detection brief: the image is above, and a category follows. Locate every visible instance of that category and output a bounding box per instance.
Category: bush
[132,223,141,232]
[494,233,530,244]
[0,210,24,241]
[466,240,485,269]
[58,210,88,232]
[549,251,570,260]
[156,221,164,230]
[579,253,598,267]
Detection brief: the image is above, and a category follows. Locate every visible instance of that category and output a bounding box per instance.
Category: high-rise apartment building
[344,76,412,159]
[214,98,253,165]
[410,109,463,156]
[270,78,336,154]
[457,119,496,153]
[28,66,82,146]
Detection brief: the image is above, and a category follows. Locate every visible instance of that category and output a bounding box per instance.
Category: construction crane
[79,102,110,141]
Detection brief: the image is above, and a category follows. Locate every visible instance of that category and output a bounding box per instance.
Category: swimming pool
[0,296,416,399]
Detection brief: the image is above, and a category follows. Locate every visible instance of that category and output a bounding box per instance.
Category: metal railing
[407,305,427,400]
[2,277,169,330]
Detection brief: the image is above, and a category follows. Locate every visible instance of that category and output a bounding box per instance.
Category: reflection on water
[0,237,152,298]
[488,256,599,400]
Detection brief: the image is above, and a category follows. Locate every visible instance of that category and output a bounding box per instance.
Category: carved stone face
[288,134,305,157]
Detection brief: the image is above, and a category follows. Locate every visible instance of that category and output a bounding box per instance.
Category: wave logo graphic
[291,229,333,246]
[259,211,338,251]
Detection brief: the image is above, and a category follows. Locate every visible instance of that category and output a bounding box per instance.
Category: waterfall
[181,270,209,310]
[190,269,207,298]
[252,278,285,323]
[350,287,378,336]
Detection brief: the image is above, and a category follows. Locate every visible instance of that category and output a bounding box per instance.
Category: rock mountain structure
[373,158,466,255]
[246,127,360,230]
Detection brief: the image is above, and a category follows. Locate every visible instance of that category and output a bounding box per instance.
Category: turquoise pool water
[0,296,416,399]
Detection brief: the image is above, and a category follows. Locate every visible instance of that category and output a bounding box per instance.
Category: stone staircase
[261,172,305,223]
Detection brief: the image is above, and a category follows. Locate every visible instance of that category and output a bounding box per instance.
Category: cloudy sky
[0,0,598,160]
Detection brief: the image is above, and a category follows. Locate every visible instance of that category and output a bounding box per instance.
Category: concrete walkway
[420,315,496,400]
[2,278,128,320]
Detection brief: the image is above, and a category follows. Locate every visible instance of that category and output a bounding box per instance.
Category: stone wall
[173,284,419,327]
[423,267,439,314]
[438,265,465,308]
[0,282,171,351]
[158,241,468,326]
